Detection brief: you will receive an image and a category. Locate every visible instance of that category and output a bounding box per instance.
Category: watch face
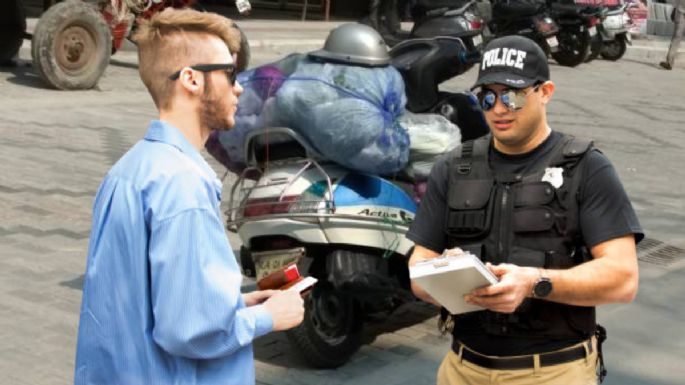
[534,278,553,298]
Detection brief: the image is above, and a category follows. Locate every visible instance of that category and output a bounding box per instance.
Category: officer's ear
[538,81,555,105]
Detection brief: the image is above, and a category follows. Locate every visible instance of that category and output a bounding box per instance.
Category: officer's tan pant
[437,339,598,385]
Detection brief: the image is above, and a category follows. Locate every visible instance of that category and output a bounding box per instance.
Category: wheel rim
[55,24,98,75]
[603,41,621,57]
[308,287,351,345]
[559,29,585,57]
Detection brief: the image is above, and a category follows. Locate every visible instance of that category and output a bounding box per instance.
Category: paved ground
[1,16,685,385]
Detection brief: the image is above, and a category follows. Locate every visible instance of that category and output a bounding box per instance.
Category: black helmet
[309,23,390,67]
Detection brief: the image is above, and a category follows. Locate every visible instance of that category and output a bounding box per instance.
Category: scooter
[599,3,632,61]
[485,0,561,55]
[368,0,486,70]
[226,37,488,369]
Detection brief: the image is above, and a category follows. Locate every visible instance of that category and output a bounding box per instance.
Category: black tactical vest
[443,133,596,340]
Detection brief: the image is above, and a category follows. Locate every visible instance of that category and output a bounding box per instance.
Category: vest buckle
[457,162,472,175]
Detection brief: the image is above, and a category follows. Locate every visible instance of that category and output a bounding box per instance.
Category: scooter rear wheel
[551,26,590,67]
[286,280,363,368]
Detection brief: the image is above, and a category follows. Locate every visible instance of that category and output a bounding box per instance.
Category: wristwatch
[532,270,553,298]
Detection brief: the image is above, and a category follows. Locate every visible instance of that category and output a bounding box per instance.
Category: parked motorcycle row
[366,0,635,67]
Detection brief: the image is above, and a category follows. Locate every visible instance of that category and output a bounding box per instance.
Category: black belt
[460,341,592,370]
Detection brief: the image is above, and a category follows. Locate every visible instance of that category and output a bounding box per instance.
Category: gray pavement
[2,17,685,385]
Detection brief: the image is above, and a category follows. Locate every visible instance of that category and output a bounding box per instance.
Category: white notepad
[410,251,499,314]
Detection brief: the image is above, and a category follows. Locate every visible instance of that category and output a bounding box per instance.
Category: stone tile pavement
[2,15,685,385]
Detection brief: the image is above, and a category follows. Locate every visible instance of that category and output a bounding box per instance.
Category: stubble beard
[200,76,234,132]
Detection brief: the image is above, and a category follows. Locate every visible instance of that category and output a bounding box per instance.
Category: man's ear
[540,81,555,105]
[177,67,203,96]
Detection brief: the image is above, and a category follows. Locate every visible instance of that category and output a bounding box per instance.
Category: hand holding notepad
[409,248,499,314]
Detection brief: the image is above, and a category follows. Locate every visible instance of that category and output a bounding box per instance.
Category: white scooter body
[602,4,632,42]
[227,127,417,279]
[234,162,415,258]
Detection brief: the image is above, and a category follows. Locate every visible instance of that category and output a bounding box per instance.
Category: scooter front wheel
[600,37,627,61]
[286,280,363,368]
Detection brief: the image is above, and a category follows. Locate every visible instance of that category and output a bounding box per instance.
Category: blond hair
[132,8,241,109]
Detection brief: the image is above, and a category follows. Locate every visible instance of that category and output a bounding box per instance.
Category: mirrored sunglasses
[477,85,540,112]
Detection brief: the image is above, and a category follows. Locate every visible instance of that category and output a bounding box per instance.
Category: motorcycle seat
[415,0,471,12]
[492,3,545,18]
[245,127,326,167]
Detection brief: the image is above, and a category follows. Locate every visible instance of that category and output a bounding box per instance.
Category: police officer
[407,35,643,385]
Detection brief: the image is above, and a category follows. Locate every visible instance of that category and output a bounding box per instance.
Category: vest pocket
[512,207,555,233]
[446,179,495,238]
[513,181,555,206]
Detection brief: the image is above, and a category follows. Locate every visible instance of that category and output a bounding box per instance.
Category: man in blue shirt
[74,9,305,385]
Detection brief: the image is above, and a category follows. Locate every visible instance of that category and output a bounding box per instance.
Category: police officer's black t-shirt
[406,131,644,356]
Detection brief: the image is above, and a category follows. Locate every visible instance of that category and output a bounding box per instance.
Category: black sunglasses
[477,84,541,112]
[169,63,237,85]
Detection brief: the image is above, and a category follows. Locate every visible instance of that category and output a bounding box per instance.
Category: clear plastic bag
[399,111,462,181]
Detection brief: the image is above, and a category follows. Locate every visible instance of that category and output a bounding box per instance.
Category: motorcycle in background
[368,0,486,70]
[582,5,609,62]
[485,0,561,55]
[599,2,632,60]
[547,0,596,67]
[390,36,489,139]
[225,36,488,368]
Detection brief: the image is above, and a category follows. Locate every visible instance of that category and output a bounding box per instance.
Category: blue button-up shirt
[75,120,273,385]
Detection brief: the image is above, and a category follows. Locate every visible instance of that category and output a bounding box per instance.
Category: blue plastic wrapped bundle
[206,53,410,175]
[308,98,409,175]
[274,60,409,174]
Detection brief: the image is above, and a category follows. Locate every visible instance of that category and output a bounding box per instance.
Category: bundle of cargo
[206,53,411,175]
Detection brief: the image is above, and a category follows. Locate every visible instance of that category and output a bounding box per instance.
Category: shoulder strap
[550,134,594,170]
[449,135,491,178]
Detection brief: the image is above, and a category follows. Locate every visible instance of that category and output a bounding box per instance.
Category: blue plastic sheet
[206,54,409,175]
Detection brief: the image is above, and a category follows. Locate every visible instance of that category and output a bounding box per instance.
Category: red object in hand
[257,263,300,290]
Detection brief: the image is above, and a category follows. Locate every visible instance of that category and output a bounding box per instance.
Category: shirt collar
[144,120,220,188]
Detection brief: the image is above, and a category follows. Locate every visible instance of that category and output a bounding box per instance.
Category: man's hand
[464,263,539,313]
[408,245,443,306]
[263,290,305,331]
[242,290,276,307]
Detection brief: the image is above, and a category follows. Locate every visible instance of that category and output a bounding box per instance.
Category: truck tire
[32,0,111,90]
[0,0,26,64]
[286,280,363,368]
